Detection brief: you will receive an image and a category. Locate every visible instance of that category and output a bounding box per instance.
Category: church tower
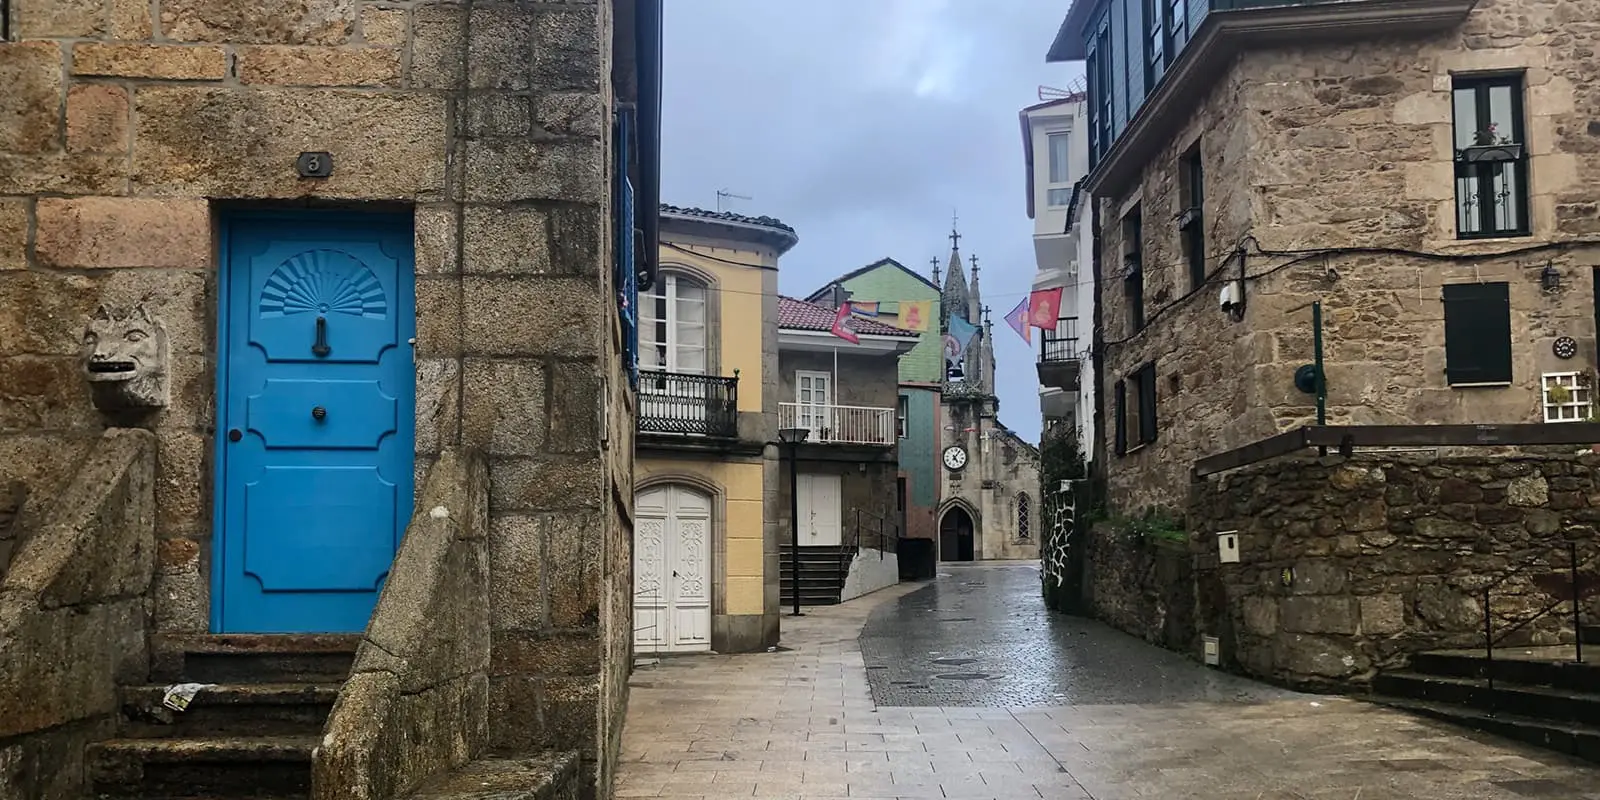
[937,223,994,398]
[933,216,1036,565]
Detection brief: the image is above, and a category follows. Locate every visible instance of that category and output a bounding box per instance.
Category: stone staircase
[87,634,357,799]
[1369,625,1600,765]
[779,544,855,606]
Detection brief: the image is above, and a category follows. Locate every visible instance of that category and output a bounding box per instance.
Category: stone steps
[779,545,854,605]
[1407,650,1599,693]
[1372,671,1600,727]
[1370,697,1600,766]
[1372,646,1600,765]
[86,735,318,798]
[150,634,360,684]
[90,634,358,799]
[119,682,341,739]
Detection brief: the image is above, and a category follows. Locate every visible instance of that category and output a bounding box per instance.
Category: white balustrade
[778,402,896,446]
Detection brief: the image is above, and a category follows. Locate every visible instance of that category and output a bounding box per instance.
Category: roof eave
[1021,109,1036,220]
[660,211,801,255]
[1046,0,1097,62]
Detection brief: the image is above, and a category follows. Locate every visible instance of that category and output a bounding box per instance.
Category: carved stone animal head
[81,304,170,412]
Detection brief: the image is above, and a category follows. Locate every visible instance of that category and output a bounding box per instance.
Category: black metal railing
[1040,317,1081,363]
[1480,541,1595,693]
[637,370,738,438]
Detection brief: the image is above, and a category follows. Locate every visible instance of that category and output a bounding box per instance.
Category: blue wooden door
[214,213,415,634]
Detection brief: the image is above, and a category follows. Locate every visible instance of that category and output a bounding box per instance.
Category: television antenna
[1038,76,1087,101]
[716,189,752,212]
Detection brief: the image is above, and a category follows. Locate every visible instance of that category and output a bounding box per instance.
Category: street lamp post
[778,427,809,617]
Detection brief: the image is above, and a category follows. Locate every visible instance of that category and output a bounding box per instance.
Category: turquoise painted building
[807,258,943,577]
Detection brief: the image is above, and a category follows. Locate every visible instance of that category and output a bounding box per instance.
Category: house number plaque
[296,152,334,178]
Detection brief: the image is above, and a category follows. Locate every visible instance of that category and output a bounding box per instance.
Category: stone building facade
[806,259,945,577]
[775,296,917,601]
[935,242,1043,562]
[633,205,791,654]
[1048,0,1600,512]
[0,0,660,797]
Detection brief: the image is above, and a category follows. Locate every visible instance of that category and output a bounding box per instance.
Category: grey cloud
[663,0,1086,443]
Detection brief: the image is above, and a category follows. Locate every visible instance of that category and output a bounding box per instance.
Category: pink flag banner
[1003,297,1031,344]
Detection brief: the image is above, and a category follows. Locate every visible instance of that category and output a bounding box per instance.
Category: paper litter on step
[161,682,217,712]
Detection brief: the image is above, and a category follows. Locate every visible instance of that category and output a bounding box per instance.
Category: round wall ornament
[1554,336,1578,359]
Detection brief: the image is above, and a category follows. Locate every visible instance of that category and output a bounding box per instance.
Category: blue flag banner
[948,315,978,352]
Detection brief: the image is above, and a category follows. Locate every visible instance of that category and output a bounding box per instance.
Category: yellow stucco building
[632,205,795,653]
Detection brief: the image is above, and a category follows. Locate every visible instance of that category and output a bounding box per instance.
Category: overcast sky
[661,0,1085,445]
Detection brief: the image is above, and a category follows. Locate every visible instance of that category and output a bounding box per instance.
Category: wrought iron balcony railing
[1040,317,1082,363]
[637,370,739,438]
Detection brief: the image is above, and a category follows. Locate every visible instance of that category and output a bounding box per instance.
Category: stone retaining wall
[313,448,491,800]
[0,429,155,800]
[1090,452,1600,689]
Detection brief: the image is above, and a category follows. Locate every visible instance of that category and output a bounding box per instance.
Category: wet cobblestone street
[617,563,1600,799]
[860,563,1293,707]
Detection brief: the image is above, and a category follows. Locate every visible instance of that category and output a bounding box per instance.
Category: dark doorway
[896,477,908,536]
[1593,267,1600,365]
[939,507,975,562]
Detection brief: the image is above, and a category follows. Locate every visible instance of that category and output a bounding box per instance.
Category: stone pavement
[616,563,1600,799]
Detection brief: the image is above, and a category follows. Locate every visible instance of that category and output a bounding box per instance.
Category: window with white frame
[640,272,708,374]
[1542,372,1592,422]
[1046,132,1072,206]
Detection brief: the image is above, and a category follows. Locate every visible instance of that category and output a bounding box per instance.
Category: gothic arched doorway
[939,506,975,562]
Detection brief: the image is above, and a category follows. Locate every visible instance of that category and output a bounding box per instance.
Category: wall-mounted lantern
[1541,263,1562,292]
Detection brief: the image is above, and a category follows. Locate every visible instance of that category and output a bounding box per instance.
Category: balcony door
[640,272,709,432]
[796,371,833,441]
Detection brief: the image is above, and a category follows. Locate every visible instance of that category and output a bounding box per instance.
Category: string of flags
[825,289,1057,348]
[827,299,933,344]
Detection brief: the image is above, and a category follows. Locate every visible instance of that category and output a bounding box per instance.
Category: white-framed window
[1046,131,1072,206]
[640,272,708,374]
[1542,371,1592,422]
[896,395,909,439]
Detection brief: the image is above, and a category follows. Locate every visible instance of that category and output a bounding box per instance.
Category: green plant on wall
[1105,506,1188,548]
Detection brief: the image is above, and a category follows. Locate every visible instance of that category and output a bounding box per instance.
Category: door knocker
[312,315,331,358]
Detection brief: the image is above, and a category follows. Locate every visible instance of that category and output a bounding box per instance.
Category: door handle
[311,406,327,421]
[228,429,242,442]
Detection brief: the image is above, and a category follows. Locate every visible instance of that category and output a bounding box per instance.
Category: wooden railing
[778,402,895,446]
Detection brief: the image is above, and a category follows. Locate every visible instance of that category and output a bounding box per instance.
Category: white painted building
[1021,89,1094,459]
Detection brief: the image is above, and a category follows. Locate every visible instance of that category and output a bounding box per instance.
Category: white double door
[796,371,833,440]
[633,485,712,653]
[797,473,843,547]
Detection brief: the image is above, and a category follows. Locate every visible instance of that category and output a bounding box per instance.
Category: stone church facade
[0,1,660,798]
[934,238,1042,562]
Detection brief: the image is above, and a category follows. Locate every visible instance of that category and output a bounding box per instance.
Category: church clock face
[942,445,968,472]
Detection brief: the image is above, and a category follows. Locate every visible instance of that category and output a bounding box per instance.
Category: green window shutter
[1137,362,1158,444]
[1442,282,1512,385]
[1114,380,1128,456]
